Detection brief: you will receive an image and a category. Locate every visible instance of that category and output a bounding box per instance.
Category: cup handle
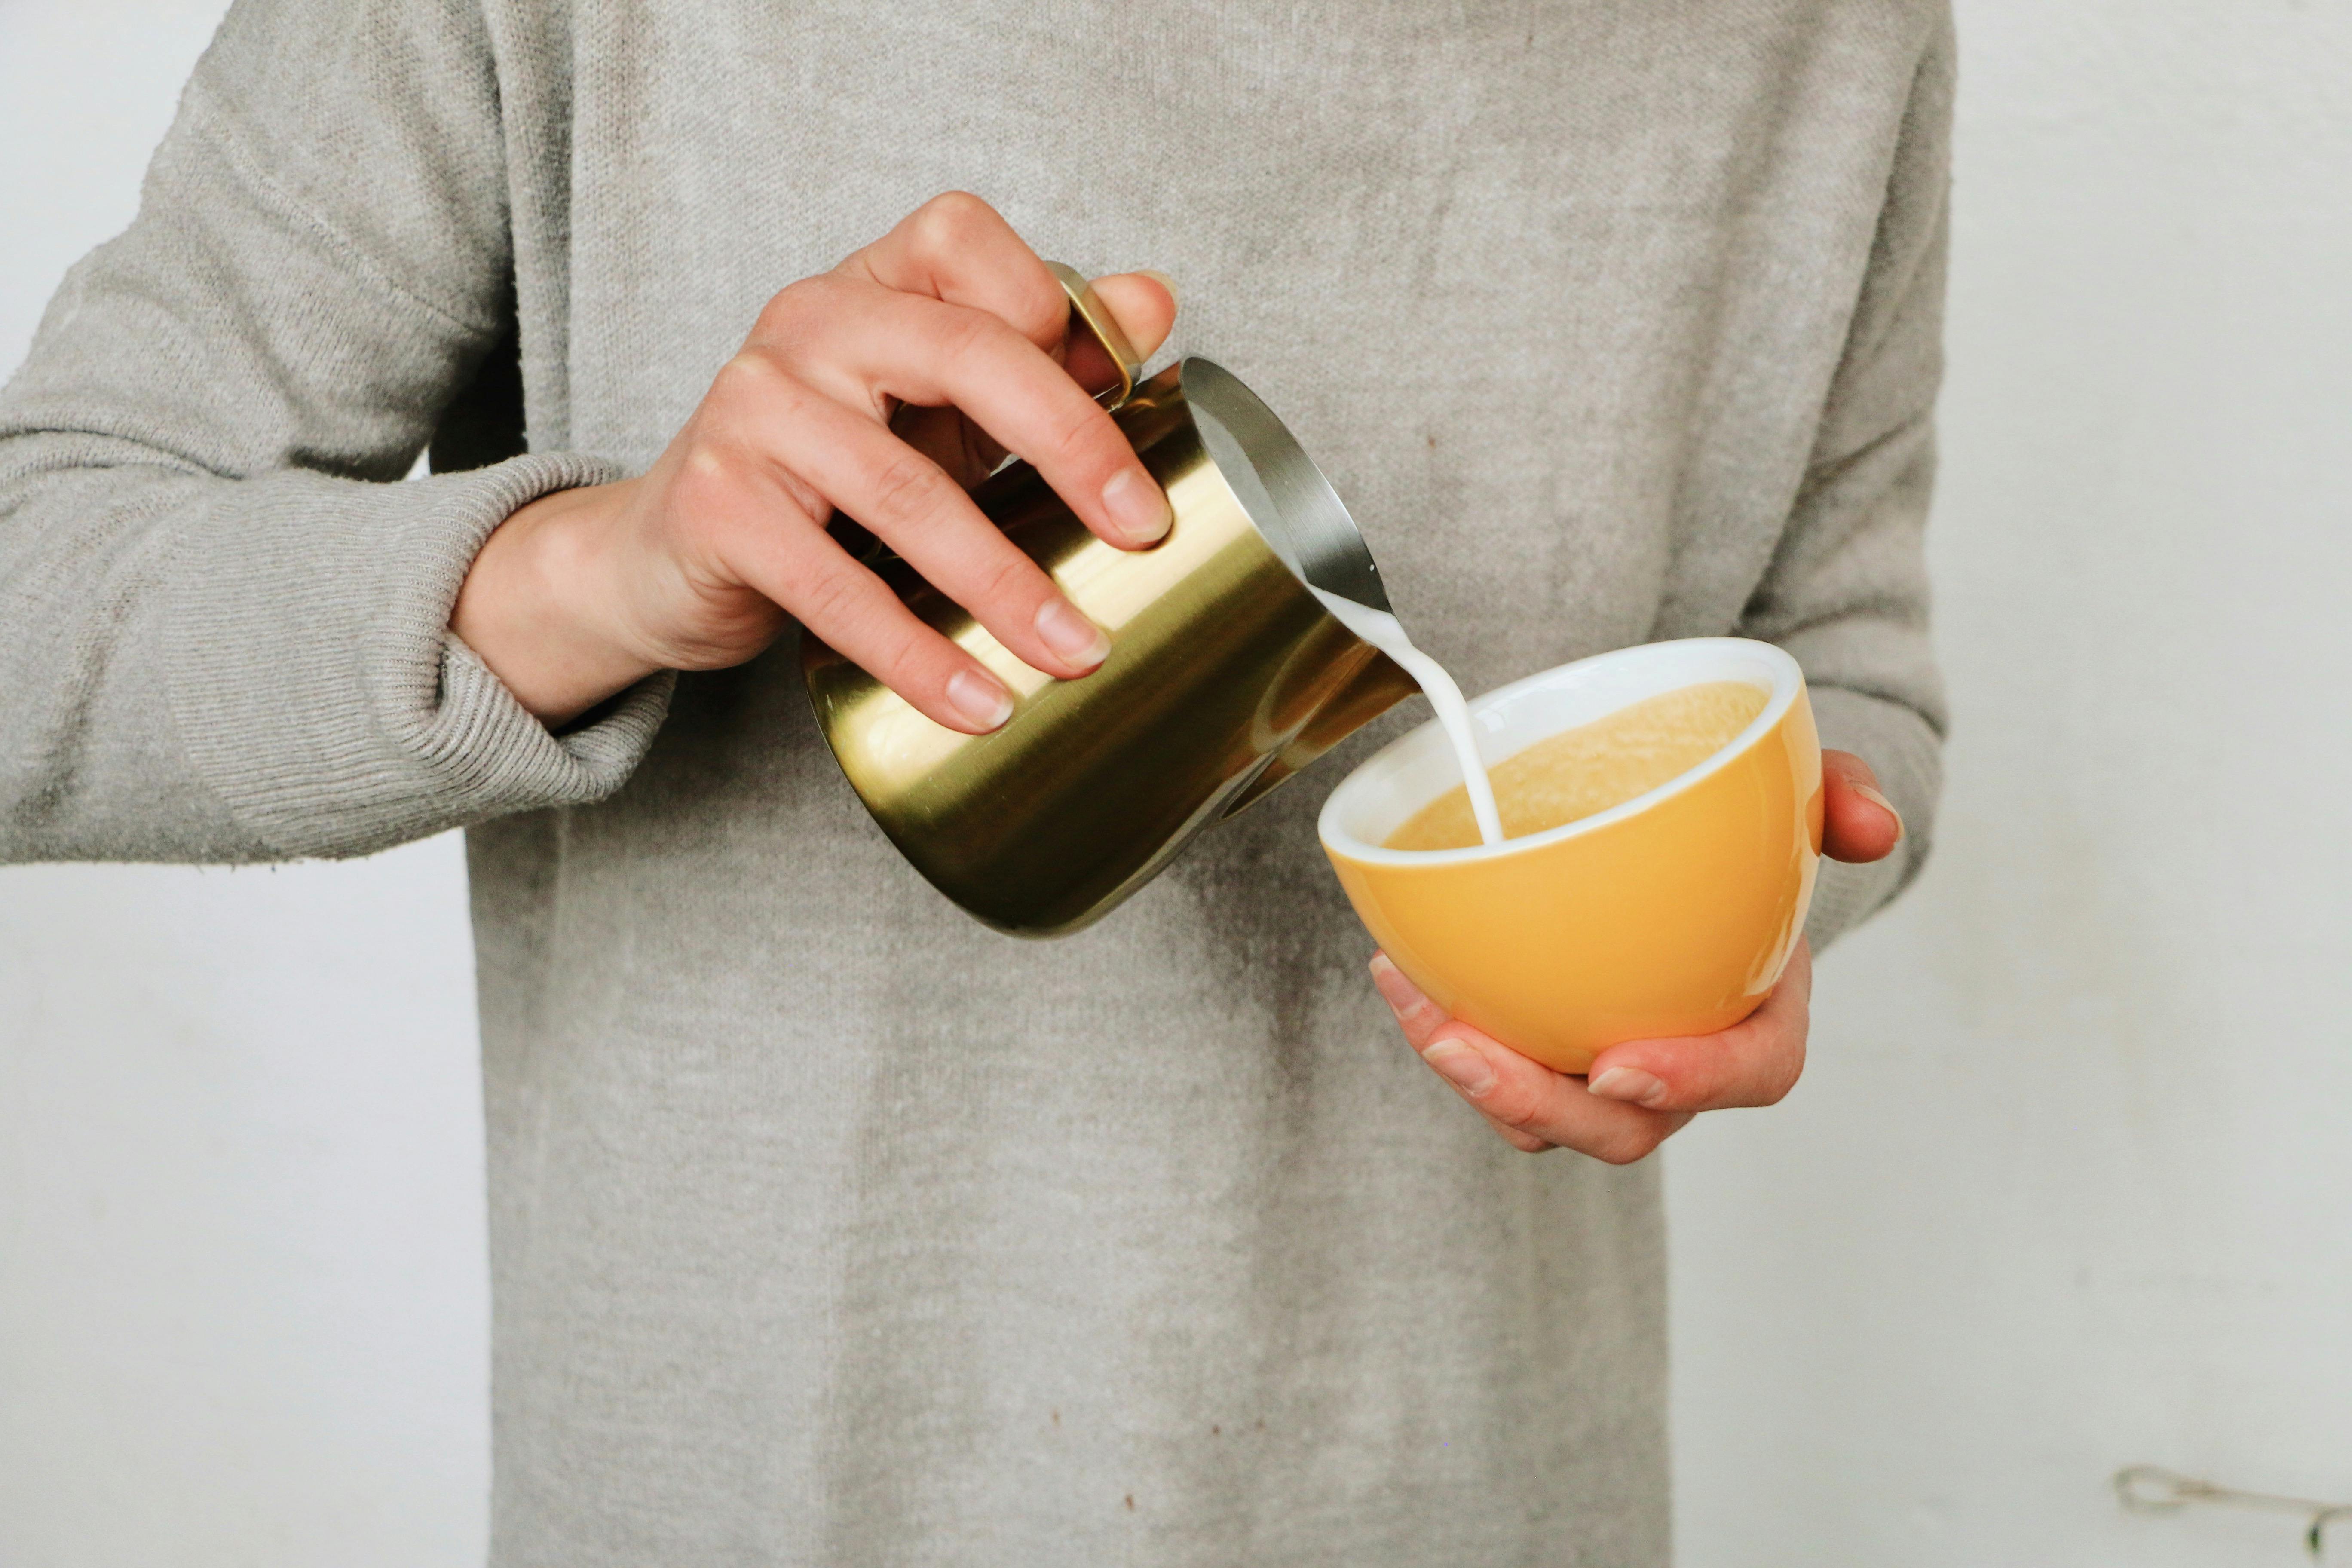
[1044,261,1145,414]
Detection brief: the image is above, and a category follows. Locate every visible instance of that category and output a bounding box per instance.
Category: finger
[890,401,1007,490]
[840,191,1071,352]
[1821,748,1903,863]
[1422,1023,1695,1164]
[1087,271,1180,361]
[1483,1118,1558,1155]
[774,282,1171,548]
[1583,940,1813,1113]
[704,352,1113,683]
[843,199,1182,367]
[833,196,1052,484]
[1369,954,1692,1164]
[1367,951,1453,1049]
[705,359,1110,682]
[888,269,1176,487]
[666,436,1014,735]
[891,273,1178,495]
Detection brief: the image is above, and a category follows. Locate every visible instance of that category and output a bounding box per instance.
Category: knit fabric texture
[0,1,1953,1562]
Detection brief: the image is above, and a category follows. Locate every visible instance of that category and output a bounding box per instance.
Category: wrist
[450,480,663,727]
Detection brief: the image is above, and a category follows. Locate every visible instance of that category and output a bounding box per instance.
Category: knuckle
[1591,1125,1666,1167]
[671,443,747,511]
[970,548,1038,612]
[756,276,860,358]
[869,617,933,686]
[866,450,952,527]
[1478,1083,1544,1133]
[790,563,872,637]
[932,304,1008,371]
[753,283,818,343]
[710,347,790,406]
[1041,402,1112,475]
[911,190,995,251]
[753,287,798,336]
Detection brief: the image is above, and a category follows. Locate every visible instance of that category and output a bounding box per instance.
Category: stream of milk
[1310,589,1505,846]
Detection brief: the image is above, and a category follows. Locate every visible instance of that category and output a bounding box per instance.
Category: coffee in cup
[1319,639,1822,1073]
[1384,680,1770,852]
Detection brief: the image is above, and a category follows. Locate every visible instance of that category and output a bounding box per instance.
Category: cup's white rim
[1317,637,1806,868]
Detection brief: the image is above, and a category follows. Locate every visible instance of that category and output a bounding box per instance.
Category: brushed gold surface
[802,275,1410,936]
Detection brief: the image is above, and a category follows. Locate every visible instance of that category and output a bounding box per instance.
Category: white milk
[1310,588,1504,846]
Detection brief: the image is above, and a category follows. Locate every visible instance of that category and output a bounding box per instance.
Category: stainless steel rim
[1181,358,1391,613]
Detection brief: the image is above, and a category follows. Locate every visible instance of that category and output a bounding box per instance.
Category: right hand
[1367,749,1905,1162]
[450,192,1180,729]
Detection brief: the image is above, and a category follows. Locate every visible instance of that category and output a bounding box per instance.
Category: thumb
[1087,271,1180,361]
[1821,748,1903,863]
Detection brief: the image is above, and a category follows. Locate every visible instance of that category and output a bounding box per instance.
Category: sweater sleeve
[0,0,670,867]
[1741,16,1955,950]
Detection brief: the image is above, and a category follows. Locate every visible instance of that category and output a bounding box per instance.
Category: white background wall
[3,2,2347,1564]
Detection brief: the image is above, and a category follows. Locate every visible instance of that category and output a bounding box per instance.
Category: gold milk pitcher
[800,266,1416,937]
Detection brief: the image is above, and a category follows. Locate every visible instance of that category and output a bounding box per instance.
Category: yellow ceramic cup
[1318,638,1823,1074]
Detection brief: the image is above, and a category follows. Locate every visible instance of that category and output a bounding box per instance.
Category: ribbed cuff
[165,452,673,858]
[1803,684,1943,951]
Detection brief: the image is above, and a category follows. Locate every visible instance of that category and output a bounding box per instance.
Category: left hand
[1368,747,1904,1163]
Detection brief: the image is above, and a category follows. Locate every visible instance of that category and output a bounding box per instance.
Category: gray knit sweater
[0,1,1951,1562]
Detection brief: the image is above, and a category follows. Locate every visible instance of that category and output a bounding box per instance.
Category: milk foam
[1384,680,1769,853]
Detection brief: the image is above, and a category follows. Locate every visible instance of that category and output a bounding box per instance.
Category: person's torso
[467,4,1938,1562]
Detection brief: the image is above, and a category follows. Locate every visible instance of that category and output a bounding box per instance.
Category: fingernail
[1102,468,1173,545]
[1136,269,1182,312]
[1421,1038,1495,1099]
[1586,1067,1668,1107]
[1034,597,1110,668]
[946,669,1014,731]
[1368,954,1415,1014]
[1852,782,1905,839]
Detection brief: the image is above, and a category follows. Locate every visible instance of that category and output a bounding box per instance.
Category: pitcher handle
[1045,261,1145,413]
